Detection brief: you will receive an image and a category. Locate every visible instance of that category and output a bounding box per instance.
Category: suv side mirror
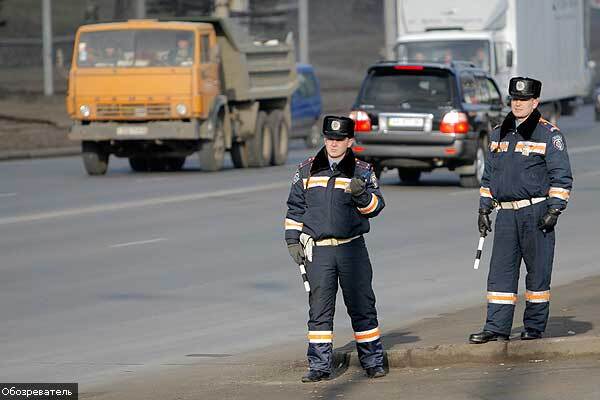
[506,49,513,68]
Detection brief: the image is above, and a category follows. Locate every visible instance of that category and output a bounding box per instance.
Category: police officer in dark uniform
[284,116,387,382]
[469,77,573,344]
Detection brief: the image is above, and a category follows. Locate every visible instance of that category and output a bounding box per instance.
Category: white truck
[395,0,595,122]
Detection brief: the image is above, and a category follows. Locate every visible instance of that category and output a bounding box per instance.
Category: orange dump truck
[67,18,296,175]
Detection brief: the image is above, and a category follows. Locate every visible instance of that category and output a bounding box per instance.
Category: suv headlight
[79,104,91,117]
[176,104,188,116]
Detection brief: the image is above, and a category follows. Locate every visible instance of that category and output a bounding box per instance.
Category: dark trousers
[306,236,384,372]
[484,202,555,335]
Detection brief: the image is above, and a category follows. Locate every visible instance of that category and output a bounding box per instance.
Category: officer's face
[511,98,539,120]
[324,137,354,158]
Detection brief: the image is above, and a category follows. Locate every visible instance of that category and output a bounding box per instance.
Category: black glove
[349,177,366,197]
[539,208,561,233]
[478,208,492,237]
[287,243,305,265]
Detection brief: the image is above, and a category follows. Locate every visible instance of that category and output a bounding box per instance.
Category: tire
[247,111,272,168]
[459,139,486,188]
[129,157,149,172]
[268,109,289,166]
[398,169,421,184]
[198,114,225,172]
[304,122,321,148]
[82,141,109,176]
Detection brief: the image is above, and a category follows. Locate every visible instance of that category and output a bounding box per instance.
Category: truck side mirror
[506,49,513,68]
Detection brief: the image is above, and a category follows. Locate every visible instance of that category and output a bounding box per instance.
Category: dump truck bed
[167,16,296,102]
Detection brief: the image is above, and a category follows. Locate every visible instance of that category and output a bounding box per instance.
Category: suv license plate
[116,126,148,136]
[388,117,424,128]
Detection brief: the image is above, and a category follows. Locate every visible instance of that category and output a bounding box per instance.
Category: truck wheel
[459,139,486,188]
[268,109,289,166]
[82,141,109,176]
[305,123,321,148]
[129,157,149,172]
[247,111,272,168]
[398,169,421,184]
[199,115,225,172]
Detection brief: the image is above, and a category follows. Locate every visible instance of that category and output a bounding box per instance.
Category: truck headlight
[176,104,188,116]
[79,104,91,117]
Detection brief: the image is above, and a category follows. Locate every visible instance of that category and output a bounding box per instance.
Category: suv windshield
[396,40,490,72]
[77,29,195,68]
[359,69,453,107]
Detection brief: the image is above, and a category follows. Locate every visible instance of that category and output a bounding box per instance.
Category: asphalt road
[1,106,599,387]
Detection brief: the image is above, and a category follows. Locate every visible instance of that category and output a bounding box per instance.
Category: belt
[315,235,361,246]
[497,197,547,210]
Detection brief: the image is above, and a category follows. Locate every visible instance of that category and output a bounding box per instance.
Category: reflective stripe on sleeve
[480,187,492,198]
[354,327,380,343]
[285,218,303,231]
[357,193,378,214]
[487,291,517,305]
[308,330,333,343]
[525,290,550,303]
[549,187,570,201]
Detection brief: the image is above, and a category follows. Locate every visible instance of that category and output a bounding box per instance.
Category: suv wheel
[398,169,421,184]
[459,140,486,188]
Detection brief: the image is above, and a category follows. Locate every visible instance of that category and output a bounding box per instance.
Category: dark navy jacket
[285,147,385,244]
[479,109,573,211]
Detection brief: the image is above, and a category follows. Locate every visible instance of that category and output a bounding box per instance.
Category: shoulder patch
[552,134,565,151]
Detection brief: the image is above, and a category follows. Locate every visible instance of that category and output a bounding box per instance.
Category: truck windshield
[396,40,490,72]
[359,69,452,107]
[76,29,195,68]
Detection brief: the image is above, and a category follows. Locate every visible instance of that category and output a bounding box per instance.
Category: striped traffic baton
[473,234,486,270]
[299,264,311,292]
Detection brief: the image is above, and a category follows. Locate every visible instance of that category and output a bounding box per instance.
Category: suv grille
[96,103,171,118]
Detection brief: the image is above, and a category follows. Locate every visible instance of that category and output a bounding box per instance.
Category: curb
[0,147,80,161]
[343,335,600,368]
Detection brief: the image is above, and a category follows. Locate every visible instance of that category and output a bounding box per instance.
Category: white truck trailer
[395,0,594,122]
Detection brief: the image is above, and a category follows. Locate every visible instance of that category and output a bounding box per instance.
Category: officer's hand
[287,243,305,265]
[349,177,366,197]
[478,208,492,237]
[538,208,561,233]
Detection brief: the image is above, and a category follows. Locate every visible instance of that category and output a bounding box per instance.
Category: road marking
[569,144,600,155]
[0,192,17,198]
[109,238,167,248]
[0,181,289,226]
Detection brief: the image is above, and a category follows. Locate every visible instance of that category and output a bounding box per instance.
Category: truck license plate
[388,117,424,128]
[116,126,148,136]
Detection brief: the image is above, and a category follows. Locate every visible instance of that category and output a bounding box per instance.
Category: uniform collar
[310,147,356,177]
[500,108,541,140]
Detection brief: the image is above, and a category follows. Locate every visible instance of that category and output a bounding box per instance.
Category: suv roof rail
[450,60,478,69]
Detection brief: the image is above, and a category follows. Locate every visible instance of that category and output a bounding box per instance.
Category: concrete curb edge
[0,147,80,161]
[343,335,600,368]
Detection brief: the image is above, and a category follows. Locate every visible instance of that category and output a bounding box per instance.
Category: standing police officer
[469,77,573,344]
[284,116,387,382]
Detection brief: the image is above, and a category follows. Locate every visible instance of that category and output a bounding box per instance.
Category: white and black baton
[298,264,311,292]
[473,234,486,270]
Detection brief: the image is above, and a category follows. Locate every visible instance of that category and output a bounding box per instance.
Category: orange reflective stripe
[308,334,333,340]
[480,187,492,198]
[357,194,378,214]
[549,187,570,200]
[354,328,380,341]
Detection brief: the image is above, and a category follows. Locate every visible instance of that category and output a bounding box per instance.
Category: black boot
[520,329,543,340]
[469,330,509,344]
[366,366,387,378]
[301,370,330,383]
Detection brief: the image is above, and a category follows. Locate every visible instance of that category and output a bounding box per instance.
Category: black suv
[350,61,508,187]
